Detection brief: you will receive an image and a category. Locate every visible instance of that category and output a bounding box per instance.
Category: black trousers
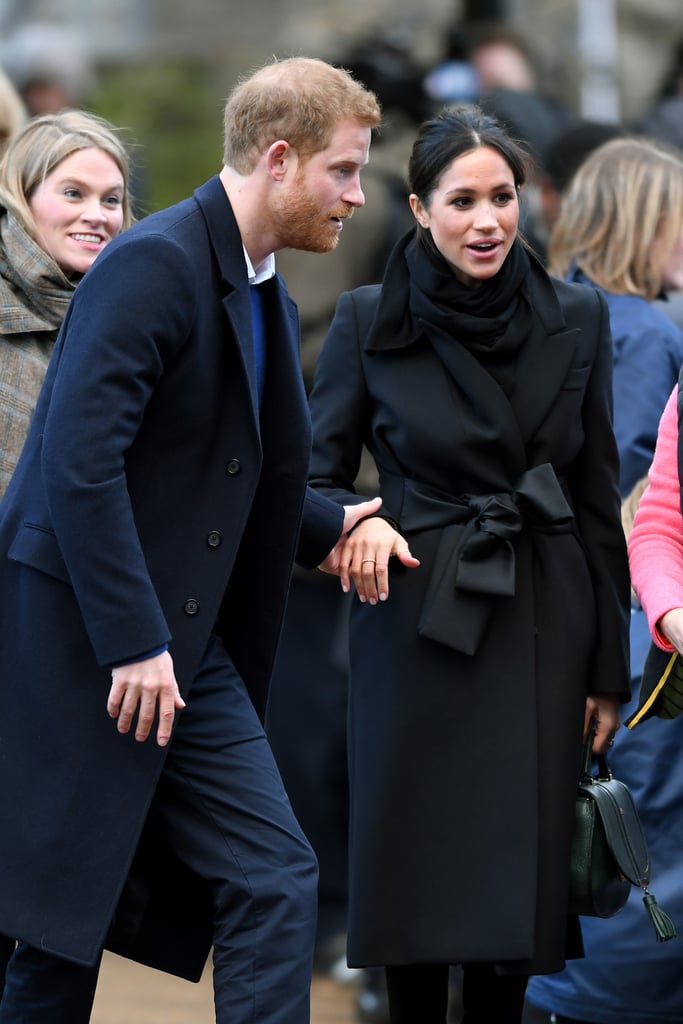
[267,574,351,947]
[0,633,318,1023]
[385,962,528,1024]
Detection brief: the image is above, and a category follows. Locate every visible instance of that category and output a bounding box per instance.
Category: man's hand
[108,650,186,747]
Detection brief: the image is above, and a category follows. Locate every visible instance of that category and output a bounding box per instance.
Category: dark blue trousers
[0,633,318,1023]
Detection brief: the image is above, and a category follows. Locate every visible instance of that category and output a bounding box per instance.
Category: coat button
[184,598,200,616]
[226,458,241,475]
[207,531,222,548]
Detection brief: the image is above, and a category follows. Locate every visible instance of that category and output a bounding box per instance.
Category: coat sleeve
[41,234,198,667]
[628,386,683,649]
[566,289,631,698]
[295,486,344,570]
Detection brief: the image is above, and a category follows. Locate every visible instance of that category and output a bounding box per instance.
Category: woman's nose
[81,198,106,223]
[473,200,498,228]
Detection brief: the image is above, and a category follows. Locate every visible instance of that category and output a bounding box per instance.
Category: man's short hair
[223,56,381,173]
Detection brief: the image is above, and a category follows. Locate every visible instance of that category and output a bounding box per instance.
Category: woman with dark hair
[308,106,630,1023]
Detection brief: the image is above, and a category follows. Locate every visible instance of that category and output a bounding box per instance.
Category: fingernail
[379,593,387,601]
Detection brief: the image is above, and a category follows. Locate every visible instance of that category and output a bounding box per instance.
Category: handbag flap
[578,777,650,887]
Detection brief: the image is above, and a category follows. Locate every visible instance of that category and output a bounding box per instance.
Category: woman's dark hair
[408,104,531,203]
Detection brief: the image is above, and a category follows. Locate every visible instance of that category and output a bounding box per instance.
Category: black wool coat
[0,176,342,979]
[308,257,631,974]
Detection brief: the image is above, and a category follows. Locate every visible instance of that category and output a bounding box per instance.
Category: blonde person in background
[524,134,683,1024]
[546,135,683,501]
[0,110,134,500]
[0,67,26,156]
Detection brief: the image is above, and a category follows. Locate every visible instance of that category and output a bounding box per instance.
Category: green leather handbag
[568,728,676,941]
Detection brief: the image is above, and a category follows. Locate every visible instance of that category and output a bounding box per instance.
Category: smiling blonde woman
[0,109,133,498]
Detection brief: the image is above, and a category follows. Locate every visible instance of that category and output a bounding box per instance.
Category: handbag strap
[579,727,611,782]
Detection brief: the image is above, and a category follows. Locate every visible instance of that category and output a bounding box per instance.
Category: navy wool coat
[308,261,631,975]
[0,176,342,979]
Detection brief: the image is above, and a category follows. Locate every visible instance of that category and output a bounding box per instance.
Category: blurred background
[0,0,679,213]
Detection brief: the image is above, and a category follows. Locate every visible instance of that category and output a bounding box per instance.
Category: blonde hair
[222,56,381,174]
[0,109,134,239]
[548,136,683,299]
[0,66,26,156]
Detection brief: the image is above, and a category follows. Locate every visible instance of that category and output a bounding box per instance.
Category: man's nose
[343,174,365,208]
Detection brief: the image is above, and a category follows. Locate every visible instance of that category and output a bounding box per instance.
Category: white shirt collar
[243,246,276,285]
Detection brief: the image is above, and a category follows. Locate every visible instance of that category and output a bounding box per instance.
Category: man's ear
[265,139,292,181]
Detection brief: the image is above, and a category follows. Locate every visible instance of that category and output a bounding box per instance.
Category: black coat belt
[382,463,575,656]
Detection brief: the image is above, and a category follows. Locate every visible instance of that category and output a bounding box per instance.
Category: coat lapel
[511,264,581,443]
[193,176,261,424]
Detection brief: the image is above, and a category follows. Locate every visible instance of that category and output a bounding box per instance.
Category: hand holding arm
[321,509,420,603]
[108,650,186,747]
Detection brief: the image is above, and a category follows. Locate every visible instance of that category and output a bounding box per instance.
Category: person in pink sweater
[628,384,683,651]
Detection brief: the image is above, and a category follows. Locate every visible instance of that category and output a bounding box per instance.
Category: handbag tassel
[642,890,677,942]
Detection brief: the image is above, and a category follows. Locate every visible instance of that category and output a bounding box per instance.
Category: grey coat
[0,210,74,497]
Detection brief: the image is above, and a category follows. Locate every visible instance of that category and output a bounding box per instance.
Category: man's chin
[317,233,340,253]
[290,232,339,254]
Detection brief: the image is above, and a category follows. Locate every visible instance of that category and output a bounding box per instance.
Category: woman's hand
[335,516,420,604]
[658,607,683,653]
[584,693,620,753]
[319,497,383,576]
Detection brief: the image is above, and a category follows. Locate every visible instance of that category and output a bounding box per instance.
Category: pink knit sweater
[629,385,683,650]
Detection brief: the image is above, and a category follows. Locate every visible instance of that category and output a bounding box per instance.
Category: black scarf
[370,230,533,394]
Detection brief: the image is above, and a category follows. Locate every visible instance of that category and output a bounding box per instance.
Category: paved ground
[91,951,359,1023]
